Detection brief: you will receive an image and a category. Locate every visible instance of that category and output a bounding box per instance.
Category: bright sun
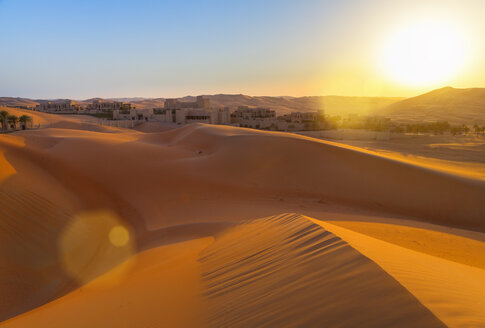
[380,20,468,87]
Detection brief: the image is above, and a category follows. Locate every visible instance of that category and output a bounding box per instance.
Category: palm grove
[0,110,32,132]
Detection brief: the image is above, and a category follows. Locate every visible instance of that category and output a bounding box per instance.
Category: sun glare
[380,20,468,87]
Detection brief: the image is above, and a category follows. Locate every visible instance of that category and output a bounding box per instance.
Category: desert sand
[381,87,485,125]
[1,108,484,327]
[318,133,485,180]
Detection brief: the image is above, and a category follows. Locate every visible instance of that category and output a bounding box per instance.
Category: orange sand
[1,112,484,327]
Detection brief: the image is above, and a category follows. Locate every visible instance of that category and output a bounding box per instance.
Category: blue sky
[0,0,484,99]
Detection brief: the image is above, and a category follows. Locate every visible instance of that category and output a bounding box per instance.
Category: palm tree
[19,115,32,130]
[0,110,8,131]
[7,115,19,130]
[473,124,481,136]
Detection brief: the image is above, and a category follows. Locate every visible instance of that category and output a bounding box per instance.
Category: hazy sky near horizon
[1,0,484,99]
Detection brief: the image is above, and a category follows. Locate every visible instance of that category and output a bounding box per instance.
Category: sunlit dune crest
[200,214,445,327]
[314,220,485,327]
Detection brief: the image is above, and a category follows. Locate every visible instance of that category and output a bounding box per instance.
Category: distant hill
[0,97,39,108]
[108,97,154,102]
[0,97,87,108]
[380,87,485,125]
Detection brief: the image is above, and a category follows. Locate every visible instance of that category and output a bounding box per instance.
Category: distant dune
[380,87,485,124]
[0,98,40,108]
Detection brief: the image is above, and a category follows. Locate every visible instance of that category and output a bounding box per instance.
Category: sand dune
[0,107,104,130]
[1,236,212,328]
[313,220,485,327]
[200,214,444,327]
[3,214,449,328]
[0,190,73,319]
[6,121,484,229]
[0,99,40,108]
[381,87,485,125]
[1,114,485,326]
[6,213,484,327]
[335,134,485,180]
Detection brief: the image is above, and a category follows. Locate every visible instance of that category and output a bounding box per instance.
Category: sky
[0,0,484,99]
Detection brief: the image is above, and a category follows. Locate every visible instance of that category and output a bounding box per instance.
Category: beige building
[277,110,325,130]
[168,107,230,125]
[230,106,326,131]
[164,96,211,110]
[113,108,153,121]
[279,110,324,124]
[112,96,230,126]
[87,100,131,113]
[231,106,277,129]
[35,100,81,113]
[157,96,230,125]
[35,99,132,114]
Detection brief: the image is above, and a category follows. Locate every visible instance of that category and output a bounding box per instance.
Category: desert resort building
[90,100,131,112]
[231,106,326,131]
[34,100,82,113]
[35,100,131,114]
[156,96,230,125]
[112,96,230,125]
[34,97,231,125]
[32,96,334,132]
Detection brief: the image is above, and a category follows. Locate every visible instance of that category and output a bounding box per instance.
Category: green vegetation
[319,115,391,132]
[19,115,32,130]
[0,110,8,131]
[0,110,33,132]
[473,125,485,135]
[399,121,450,134]
[320,114,485,136]
[7,115,19,130]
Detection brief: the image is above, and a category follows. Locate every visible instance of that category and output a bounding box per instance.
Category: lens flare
[109,225,130,247]
[58,209,134,284]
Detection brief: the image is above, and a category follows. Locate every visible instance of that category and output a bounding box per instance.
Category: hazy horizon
[1,0,485,99]
[1,91,412,101]
[0,85,477,102]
